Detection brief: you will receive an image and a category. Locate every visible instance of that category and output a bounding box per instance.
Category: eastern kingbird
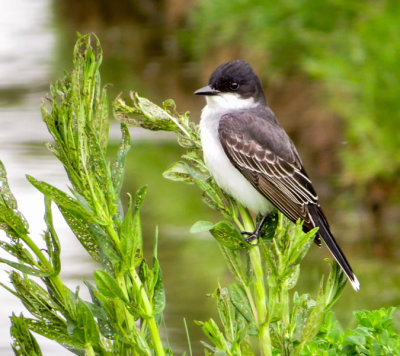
[195,60,359,291]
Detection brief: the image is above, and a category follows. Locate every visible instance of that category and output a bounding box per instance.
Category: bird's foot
[240,231,260,243]
[240,214,270,244]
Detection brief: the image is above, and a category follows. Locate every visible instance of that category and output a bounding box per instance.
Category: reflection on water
[1,0,399,355]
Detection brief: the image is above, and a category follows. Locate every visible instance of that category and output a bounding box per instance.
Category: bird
[194,60,359,291]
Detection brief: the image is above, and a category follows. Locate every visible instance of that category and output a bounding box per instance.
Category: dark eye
[230,82,239,90]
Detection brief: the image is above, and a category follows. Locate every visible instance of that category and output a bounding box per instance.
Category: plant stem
[239,206,272,356]
[22,234,53,273]
[281,287,289,329]
[85,343,95,356]
[23,234,70,305]
[106,222,164,355]
[130,267,165,356]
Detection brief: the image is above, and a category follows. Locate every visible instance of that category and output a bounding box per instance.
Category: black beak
[194,85,220,96]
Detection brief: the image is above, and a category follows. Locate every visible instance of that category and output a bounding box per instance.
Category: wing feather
[219,111,318,227]
[217,110,359,289]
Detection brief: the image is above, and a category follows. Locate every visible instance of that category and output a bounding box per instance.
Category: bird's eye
[230,82,239,90]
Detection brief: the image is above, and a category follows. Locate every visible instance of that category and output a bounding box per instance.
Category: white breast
[199,102,272,215]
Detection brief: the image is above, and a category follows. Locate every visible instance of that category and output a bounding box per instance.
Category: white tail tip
[350,275,360,291]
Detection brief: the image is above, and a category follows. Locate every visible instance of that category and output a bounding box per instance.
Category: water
[1,1,399,354]
[0,1,218,353]
[0,1,89,353]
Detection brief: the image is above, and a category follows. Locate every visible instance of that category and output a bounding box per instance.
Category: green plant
[115,92,348,355]
[0,34,166,355]
[1,33,399,356]
[304,308,400,355]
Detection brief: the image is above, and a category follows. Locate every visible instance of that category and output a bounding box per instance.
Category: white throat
[205,92,257,112]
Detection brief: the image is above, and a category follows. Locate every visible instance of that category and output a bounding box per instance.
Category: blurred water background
[0,0,399,354]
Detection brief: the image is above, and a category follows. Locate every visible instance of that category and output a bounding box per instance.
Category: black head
[194,60,266,104]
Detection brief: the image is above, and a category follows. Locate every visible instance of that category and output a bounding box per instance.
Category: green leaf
[191,220,248,250]
[94,270,127,302]
[0,161,18,210]
[0,241,36,266]
[344,334,366,346]
[228,283,254,325]
[119,187,146,268]
[27,176,103,225]
[57,206,102,263]
[190,220,214,234]
[133,185,147,211]
[163,161,194,183]
[8,272,63,321]
[111,123,131,199]
[210,221,248,250]
[120,195,136,266]
[84,282,115,338]
[11,314,43,356]
[26,317,84,351]
[77,300,100,345]
[152,258,166,315]
[197,318,229,351]
[43,197,61,275]
[0,258,49,277]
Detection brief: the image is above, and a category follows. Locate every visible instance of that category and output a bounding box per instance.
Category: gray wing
[218,109,361,288]
[218,109,319,230]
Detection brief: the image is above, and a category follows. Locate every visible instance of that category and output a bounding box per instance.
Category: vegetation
[0,34,399,355]
[184,0,400,199]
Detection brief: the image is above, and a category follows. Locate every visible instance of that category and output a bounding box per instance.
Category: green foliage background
[184,0,400,189]
[1,33,400,356]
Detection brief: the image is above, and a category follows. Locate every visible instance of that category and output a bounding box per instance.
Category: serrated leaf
[240,340,255,356]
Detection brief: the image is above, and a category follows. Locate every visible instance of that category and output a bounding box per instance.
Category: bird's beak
[194,85,220,96]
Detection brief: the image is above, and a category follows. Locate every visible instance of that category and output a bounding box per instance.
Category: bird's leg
[241,214,270,243]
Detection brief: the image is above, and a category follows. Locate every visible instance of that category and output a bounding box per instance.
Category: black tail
[307,204,360,291]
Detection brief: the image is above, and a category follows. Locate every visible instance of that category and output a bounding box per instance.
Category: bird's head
[194,60,266,109]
